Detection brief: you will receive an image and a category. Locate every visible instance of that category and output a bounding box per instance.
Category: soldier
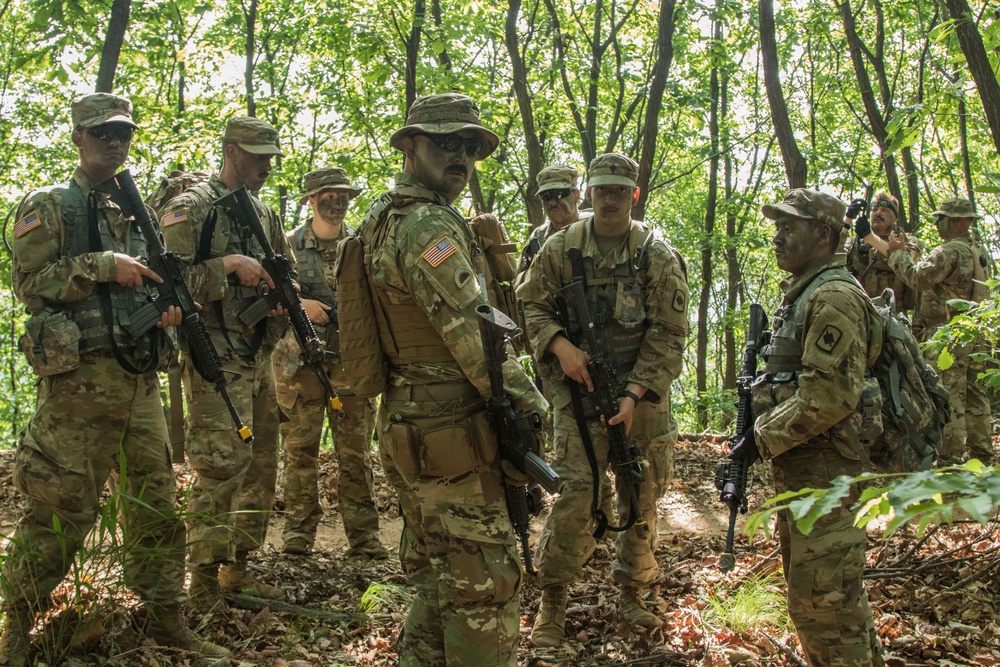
[273,167,387,558]
[887,197,993,464]
[159,116,290,608]
[516,163,588,274]
[518,153,690,648]
[343,93,546,666]
[844,191,921,312]
[0,93,230,665]
[734,189,883,666]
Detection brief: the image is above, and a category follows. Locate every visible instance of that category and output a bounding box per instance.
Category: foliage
[706,572,789,634]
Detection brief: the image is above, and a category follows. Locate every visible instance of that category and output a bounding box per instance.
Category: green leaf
[937,346,955,371]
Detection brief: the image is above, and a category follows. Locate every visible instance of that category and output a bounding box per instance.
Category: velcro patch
[816,324,843,353]
[422,236,458,267]
[161,208,189,227]
[13,211,41,238]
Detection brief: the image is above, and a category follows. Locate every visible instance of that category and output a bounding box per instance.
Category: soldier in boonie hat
[536,164,579,194]
[389,93,500,158]
[587,153,639,189]
[298,167,363,205]
[223,116,283,156]
[71,92,139,129]
[932,196,981,220]
[761,188,847,232]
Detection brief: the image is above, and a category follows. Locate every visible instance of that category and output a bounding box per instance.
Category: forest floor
[1,436,999,667]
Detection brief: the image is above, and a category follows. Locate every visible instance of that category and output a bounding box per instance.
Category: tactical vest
[55,181,161,368]
[846,238,916,311]
[289,223,341,354]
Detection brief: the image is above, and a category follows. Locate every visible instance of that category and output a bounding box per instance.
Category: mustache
[445,164,468,175]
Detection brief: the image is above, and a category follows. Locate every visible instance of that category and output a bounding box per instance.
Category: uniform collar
[303,217,351,249]
[779,253,845,304]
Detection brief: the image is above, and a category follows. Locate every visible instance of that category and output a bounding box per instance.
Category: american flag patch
[161,207,189,226]
[13,211,41,238]
[421,237,458,267]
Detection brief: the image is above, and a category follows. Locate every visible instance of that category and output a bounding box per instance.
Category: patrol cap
[536,164,580,194]
[298,167,363,204]
[762,188,847,232]
[389,93,500,158]
[587,153,639,188]
[71,93,138,129]
[932,196,980,219]
[223,116,283,156]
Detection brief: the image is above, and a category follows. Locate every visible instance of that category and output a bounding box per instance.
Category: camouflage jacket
[844,233,921,304]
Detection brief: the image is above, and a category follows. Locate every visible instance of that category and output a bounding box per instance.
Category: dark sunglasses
[414,132,484,158]
[539,188,572,202]
[87,124,135,143]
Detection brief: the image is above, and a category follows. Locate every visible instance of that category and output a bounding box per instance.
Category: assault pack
[145,170,211,216]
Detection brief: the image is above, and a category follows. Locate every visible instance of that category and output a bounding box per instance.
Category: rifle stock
[93,169,253,445]
[214,186,344,418]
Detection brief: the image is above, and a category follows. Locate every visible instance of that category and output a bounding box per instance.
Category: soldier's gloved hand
[728,431,760,465]
[846,198,867,220]
[855,214,871,238]
[500,459,531,487]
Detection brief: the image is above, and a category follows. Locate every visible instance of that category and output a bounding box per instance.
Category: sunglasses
[539,188,572,202]
[87,124,135,143]
[414,132,485,158]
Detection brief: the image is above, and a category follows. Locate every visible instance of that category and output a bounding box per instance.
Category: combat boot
[530,585,567,648]
[144,603,232,660]
[346,539,390,561]
[618,585,661,629]
[218,555,284,600]
[0,603,34,667]
[188,564,227,614]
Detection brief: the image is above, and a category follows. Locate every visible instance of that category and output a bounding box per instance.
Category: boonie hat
[587,154,639,188]
[298,167,363,204]
[536,164,580,194]
[72,93,138,129]
[932,196,980,219]
[762,189,847,231]
[223,116,283,156]
[389,93,500,158]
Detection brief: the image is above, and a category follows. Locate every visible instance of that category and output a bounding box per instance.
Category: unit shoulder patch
[815,324,843,354]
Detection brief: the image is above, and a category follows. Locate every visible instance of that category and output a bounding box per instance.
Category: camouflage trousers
[182,350,279,566]
[377,388,521,667]
[929,342,993,464]
[535,400,675,589]
[772,437,883,667]
[1,356,184,610]
[276,368,378,548]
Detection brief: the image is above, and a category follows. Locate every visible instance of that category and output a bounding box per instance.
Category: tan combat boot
[530,585,567,648]
[346,539,390,561]
[144,603,232,660]
[188,564,227,614]
[218,555,284,600]
[618,585,661,629]
[0,604,34,667]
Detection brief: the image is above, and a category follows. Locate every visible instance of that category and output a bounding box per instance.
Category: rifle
[476,303,560,575]
[558,248,645,537]
[93,169,253,445]
[214,186,344,418]
[715,303,768,573]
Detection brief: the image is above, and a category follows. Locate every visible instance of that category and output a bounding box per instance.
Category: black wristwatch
[617,389,641,405]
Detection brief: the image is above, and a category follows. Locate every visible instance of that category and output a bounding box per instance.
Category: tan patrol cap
[298,167,363,204]
[932,196,981,219]
[71,93,138,129]
[223,116,283,156]
[762,189,847,231]
[536,164,579,194]
[389,93,500,158]
[587,153,639,188]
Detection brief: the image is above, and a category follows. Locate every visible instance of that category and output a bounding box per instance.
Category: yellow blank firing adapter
[238,426,253,444]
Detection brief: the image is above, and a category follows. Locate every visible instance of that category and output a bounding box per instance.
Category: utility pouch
[857,376,884,441]
[20,310,82,377]
[386,410,497,478]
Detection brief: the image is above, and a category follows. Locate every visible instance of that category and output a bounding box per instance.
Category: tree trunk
[243,0,258,116]
[944,0,1000,155]
[634,0,678,221]
[405,0,426,115]
[722,47,737,394]
[758,0,806,188]
[96,0,131,93]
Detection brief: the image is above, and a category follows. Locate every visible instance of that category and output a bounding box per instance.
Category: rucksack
[145,170,210,218]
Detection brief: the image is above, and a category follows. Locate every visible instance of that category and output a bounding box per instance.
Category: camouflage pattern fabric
[927,341,993,464]
[753,254,883,666]
[517,218,688,589]
[160,173,289,567]
[356,172,545,666]
[843,233,921,309]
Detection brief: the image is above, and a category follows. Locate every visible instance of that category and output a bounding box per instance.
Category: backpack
[145,170,211,217]
[865,288,951,473]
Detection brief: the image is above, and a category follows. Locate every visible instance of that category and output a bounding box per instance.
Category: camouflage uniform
[159,118,290,578]
[351,94,544,667]
[887,198,992,464]
[843,233,921,308]
[755,189,883,666]
[274,167,381,553]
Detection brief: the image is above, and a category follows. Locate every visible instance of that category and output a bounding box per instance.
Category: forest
[1,0,1000,665]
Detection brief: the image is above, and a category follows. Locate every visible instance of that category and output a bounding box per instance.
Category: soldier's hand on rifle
[222,254,275,289]
[156,305,183,329]
[608,386,644,436]
[302,298,333,325]
[547,335,594,392]
[113,253,163,287]
[500,459,531,487]
[728,431,760,465]
[854,214,871,238]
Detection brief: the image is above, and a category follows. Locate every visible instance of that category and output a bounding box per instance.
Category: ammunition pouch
[20,309,81,377]
[385,407,497,478]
